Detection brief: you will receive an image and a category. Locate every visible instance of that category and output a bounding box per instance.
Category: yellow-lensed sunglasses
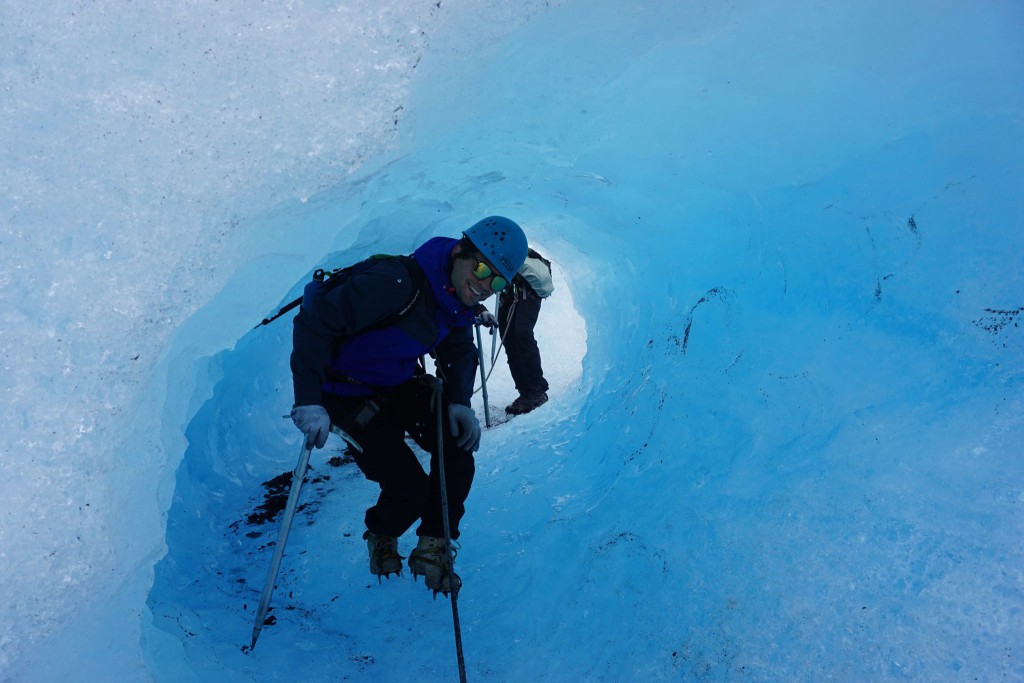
[471,259,508,291]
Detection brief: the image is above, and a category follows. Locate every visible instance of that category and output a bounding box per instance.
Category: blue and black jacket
[290,236,478,408]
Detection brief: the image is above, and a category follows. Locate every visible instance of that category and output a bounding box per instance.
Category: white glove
[291,404,331,449]
[476,309,497,329]
[447,404,481,452]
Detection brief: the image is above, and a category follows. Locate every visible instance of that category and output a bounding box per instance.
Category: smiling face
[450,243,504,307]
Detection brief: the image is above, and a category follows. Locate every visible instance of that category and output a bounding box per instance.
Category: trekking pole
[489,324,497,368]
[431,378,468,683]
[249,441,312,651]
[475,324,491,428]
[490,297,516,371]
[249,426,364,651]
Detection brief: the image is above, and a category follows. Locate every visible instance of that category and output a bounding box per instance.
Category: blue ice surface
[10,1,1024,681]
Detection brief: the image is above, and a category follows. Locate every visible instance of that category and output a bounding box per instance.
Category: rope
[473,297,518,395]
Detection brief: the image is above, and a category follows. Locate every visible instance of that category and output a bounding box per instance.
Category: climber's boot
[408,535,462,597]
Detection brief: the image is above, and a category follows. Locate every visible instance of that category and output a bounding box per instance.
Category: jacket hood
[413,236,476,326]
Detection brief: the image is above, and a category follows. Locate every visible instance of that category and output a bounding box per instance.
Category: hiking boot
[408,535,462,597]
[363,530,404,581]
[505,391,548,416]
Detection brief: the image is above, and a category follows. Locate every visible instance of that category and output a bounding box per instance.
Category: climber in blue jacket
[289,216,528,594]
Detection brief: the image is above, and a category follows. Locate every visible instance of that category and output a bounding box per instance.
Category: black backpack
[253,254,426,329]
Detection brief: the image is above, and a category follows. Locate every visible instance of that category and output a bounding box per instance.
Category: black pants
[323,379,474,540]
[498,295,549,396]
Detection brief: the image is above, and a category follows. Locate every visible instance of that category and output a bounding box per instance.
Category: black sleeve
[433,324,478,407]
[290,260,414,406]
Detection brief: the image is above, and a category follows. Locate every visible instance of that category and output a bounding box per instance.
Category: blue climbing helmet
[463,216,528,281]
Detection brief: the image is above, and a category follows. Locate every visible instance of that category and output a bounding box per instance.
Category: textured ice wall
[0,1,553,678]
[144,1,1022,681]
[4,0,1022,680]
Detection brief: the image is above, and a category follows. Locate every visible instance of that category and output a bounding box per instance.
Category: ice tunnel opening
[143,210,590,674]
